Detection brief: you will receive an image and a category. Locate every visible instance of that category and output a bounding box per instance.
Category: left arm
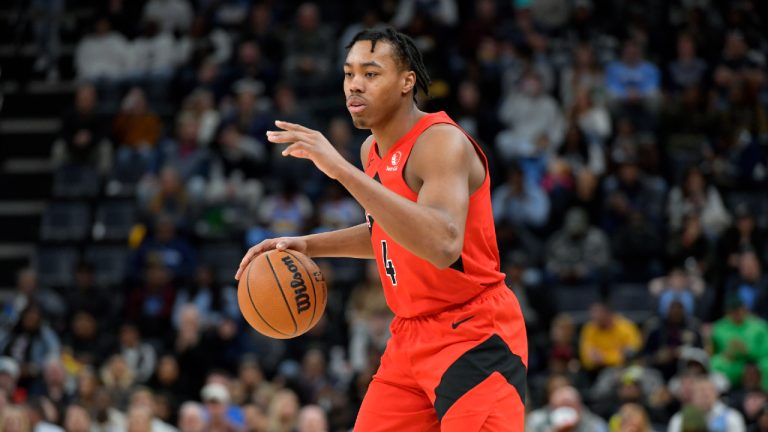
[268,121,472,269]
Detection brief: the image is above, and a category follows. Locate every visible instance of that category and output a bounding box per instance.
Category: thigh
[440,372,525,432]
[354,376,441,432]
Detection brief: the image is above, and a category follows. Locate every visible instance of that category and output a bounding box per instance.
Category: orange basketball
[237,249,327,339]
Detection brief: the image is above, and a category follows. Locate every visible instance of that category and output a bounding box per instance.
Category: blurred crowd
[3,0,768,431]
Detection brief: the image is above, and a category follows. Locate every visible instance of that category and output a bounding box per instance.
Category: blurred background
[0,0,767,431]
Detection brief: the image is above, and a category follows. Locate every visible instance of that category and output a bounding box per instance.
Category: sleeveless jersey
[364,111,506,318]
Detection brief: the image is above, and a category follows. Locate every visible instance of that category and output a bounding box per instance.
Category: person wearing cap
[201,382,239,432]
[710,296,768,390]
[526,385,608,432]
[667,376,746,432]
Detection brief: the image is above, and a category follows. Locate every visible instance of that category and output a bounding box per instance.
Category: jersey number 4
[381,240,397,285]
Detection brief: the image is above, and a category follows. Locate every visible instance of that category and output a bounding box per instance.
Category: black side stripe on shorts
[433,334,526,421]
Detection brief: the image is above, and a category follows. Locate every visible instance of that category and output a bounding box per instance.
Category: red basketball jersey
[364,111,506,318]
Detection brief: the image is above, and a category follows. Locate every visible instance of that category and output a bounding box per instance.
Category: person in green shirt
[710,296,768,390]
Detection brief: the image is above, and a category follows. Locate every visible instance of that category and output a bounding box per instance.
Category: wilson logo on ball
[281,256,311,313]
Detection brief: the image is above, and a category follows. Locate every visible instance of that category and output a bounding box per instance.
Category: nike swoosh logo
[451,315,475,329]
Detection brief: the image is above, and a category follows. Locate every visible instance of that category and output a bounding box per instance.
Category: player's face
[343,40,415,129]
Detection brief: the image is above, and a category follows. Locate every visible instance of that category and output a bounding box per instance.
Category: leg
[440,372,524,432]
[354,377,441,432]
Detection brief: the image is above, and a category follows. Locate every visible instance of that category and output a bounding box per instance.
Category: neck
[370,103,424,155]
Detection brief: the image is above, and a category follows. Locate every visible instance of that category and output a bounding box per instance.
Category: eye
[365,72,378,78]
[344,72,352,78]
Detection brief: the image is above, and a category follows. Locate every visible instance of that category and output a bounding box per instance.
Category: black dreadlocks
[345,27,431,102]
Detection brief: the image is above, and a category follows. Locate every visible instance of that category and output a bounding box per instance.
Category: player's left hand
[266,120,349,179]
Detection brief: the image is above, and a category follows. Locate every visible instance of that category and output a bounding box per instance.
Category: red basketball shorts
[354,285,528,431]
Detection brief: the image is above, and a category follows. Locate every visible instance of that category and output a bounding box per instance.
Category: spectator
[141,165,192,224]
[0,357,22,403]
[608,403,652,432]
[283,3,335,86]
[266,389,300,432]
[718,203,768,274]
[63,310,110,368]
[602,157,667,234]
[31,358,72,415]
[724,251,768,318]
[172,265,239,330]
[180,89,220,147]
[492,163,550,229]
[64,261,110,324]
[130,215,197,282]
[668,376,746,432]
[642,300,703,379]
[242,403,268,432]
[75,17,130,83]
[113,87,163,167]
[257,180,313,237]
[100,355,136,411]
[666,214,713,274]
[201,383,238,432]
[152,112,211,187]
[142,0,193,33]
[605,39,661,113]
[567,87,612,146]
[92,389,127,432]
[177,401,207,432]
[124,261,177,341]
[56,83,108,169]
[667,166,731,238]
[126,405,155,432]
[649,267,706,318]
[579,301,642,372]
[496,70,565,164]
[2,268,66,332]
[559,42,606,111]
[63,404,93,432]
[0,303,61,389]
[545,207,610,284]
[173,306,210,397]
[26,397,64,432]
[297,405,328,432]
[710,297,768,389]
[526,385,608,432]
[211,121,267,181]
[148,355,187,407]
[128,387,177,432]
[557,122,606,178]
[128,19,179,90]
[315,183,363,232]
[117,323,157,386]
[712,30,766,99]
[667,32,708,92]
[612,211,663,282]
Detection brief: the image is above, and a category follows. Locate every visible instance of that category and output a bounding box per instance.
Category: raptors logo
[386,151,402,172]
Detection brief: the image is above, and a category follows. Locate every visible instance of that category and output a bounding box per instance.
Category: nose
[347,74,364,94]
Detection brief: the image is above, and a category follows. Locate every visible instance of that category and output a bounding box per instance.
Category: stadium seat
[552,284,601,324]
[199,242,244,285]
[35,246,79,288]
[52,163,101,198]
[92,200,137,241]
[609,283,655,324]
[83,245,129,287]
[39,201,91,242]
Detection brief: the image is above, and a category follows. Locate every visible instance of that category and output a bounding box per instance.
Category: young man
[235,28,527,431]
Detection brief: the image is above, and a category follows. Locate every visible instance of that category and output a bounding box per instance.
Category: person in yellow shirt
[579,301,642,371]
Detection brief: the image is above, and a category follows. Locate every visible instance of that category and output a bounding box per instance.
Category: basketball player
[235,28,527,431]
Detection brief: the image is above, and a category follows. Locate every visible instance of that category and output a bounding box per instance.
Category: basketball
[237,249,327,339]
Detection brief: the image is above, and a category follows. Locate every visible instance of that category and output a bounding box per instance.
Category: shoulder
[359,135,374,164]
[410,123,472,168]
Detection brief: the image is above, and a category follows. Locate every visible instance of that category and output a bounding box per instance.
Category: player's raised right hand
[234,237,308,281]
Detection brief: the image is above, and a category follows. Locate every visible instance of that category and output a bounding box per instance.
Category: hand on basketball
[234,237,307,281]
[266,120,349,179]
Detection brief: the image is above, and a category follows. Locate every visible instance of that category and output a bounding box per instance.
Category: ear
[402,71,416,95]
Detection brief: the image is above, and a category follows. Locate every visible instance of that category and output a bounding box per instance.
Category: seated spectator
[0,303,61,390]
[148,355,187,407]
[706,126,767,189]
[257,180,313,237]
[229,356,271,406]
[496,71,565,164]
[609,403,653,432]
[211,122,267,181]
[142,0,193,34]
[667,32,708,92]
[223,78,271,139]
[64,261,111,324]
[667,347,731,406]
[612,211,663,282]
[130,215,197,283]
[2,267,66,332]
[128,387,177,432]
[100,355,136,411]
[297,405,327,432]
[348,262,392,374]
[729,363,767,427]
[559,42,606,111]
[591,365,667,422]
[718,203,768,274]
[128,19,180,91]
[283,3,335,87]
[113,87,163,168]
[666,214,712,274]
[75,17,130,84]
[667,376,746,432]
[648,267,705,318]
[724,251,768,318]
[710,297,768,390]
[56,83,109,170]
[172,264,239,330]
[63,310,111,368]
[579,301,642,372]
[201,382,239,432]
[124,261,177,342]
[667,166,731,238]
[30,358,73,415]
[141,165,192,224]
[266,389,301,432]
[712,30,766,100]
[567,87,612,145]
[526,385,608,432]
[25,397,65,432]
[180,89,220,147]
[642,300,703,379]
[492,163,550,230]
[118,324,158,385]
[92,388,127,431]
[545,208,610,284]
[152,112,211,185]
[178,401,207,432]
[173,306,211,396]
[315,183,363,232]
[74,368,101,413]
[602,157,667,234]
[605,39,661,114]
[64,404,93,432]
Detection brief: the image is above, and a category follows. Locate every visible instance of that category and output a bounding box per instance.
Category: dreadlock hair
[345,27,431,102]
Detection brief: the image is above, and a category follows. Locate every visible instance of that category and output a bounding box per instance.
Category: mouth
[347,98,367,114]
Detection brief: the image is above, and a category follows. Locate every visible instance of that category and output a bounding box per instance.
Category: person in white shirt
[667,376,746,432]
[75,17,130,83]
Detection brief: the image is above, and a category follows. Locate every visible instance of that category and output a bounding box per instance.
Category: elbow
[429,225,463,270]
